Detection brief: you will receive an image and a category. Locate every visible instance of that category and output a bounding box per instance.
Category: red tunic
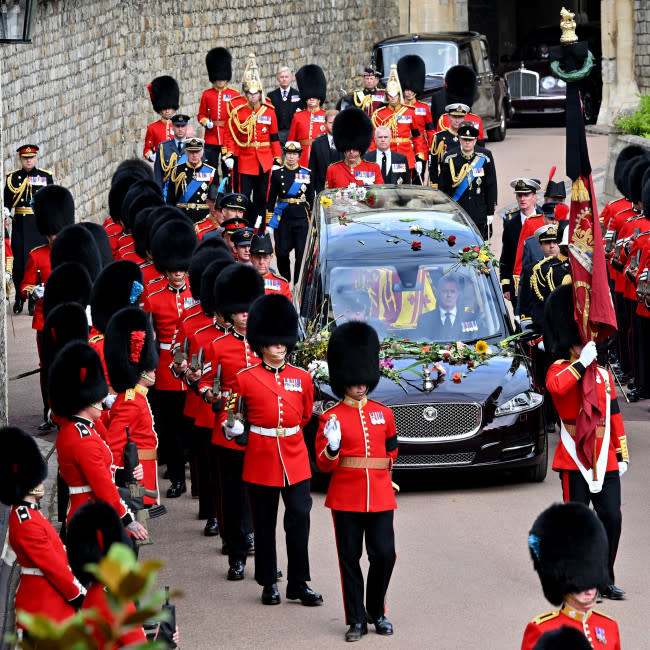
[610,209,642,291]
[143,118,175,161]
[263,270,292,300]
[106,385,159,504]
[198,85,241,147]
[195,216,218,241]
[120,248,145,266]
[115,233,135,261]
[513,215,546,290]
[546,361,628,473]
[56,417,133,524]
[140,260,164,299]
[9,502,84,627]
[88,330,109,387]
[316,396,398,512]
[102,216,123,259]
[636,245,650,317]
[405,99,436,146]
[622,230,650,300]
[237,362,313,486]
[325,160,384,190]
[224,102,282,174]
[521,605,621,650]
[370,104,427,168]
[20,243,52,331]
[438,112,485,142]
[287,108,328,167]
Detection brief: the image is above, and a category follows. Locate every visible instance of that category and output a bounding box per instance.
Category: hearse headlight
[495,391,543,416]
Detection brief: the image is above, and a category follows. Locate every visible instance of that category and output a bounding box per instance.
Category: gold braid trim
[353,92,373,112]
[6,173,30,207]
[373,105,408,143]
[160,144,178,181]
[430,135,445,160]
[228,104,266,148]
[170,167,187,197]
[530,259,548,302]
[448,156,472,189]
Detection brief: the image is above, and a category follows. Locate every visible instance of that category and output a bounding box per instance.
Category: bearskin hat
[246,294,298,356]
[327,321,380,399]
[643,174,650,219]
[332,107,374,155]
[627,155,650,205]
[0,427,47,506]
[41,302,90,371]
[50,224,102,282]
[42,262,93,320]
[148,75,180,112]
[296,64,327,104]
[109,162,153,221]
[531,627,592,650]
[200,255,236,315]
[151,218,197,274]
[121,180,164,232]
[614,145,647,196]
[104,307,158,393]
[79,222,113,269]
[543,284,580,361]
[132,207,157,260]
[196,233,230,255]
[48,341,108,418]
[206,47,232,83]
[397,55,425,96]
[188,244,230,301]
[444,65,478,106]
[110,158,153,187]
[528,502,609,606]
[66,500,130,585]
[33,185,75,237]
[90,261,144,333]
[214,264,264,321]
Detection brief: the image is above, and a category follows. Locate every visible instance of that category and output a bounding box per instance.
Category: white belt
[249,425,300,438]
[68,485,92,495]
[159,342,172,350]
[21,567,44,576]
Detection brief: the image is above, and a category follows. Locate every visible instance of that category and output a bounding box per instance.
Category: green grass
[615,93,650,138]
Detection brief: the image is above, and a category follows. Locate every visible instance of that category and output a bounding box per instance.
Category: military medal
[595,627,606,643]
[283,377,302,392]
[369,411,385,425]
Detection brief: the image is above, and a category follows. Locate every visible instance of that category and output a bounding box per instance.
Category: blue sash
[180,164,211,203]
[452,156,485,202]
[268,174,304,230]
[162,152,187,200]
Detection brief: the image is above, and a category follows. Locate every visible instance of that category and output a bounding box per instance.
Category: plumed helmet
[33,185,75,237]
[90,261,145,334]
[627,155,650,205]
[327,321,380,399]
[151,218,198,273]
[148,75,180,112]
[246,294,298,357]
[121,180,164,232]
[527,502,609,606]
[543,283,580,361]
[66,500,130,585]
[42,262,93,320]
[397,55,425,96]
[531,626,592,650]
[332,107,373,155]
[543,166,566,200]
[50,224,102,282]
[206,47,232,83]
[214,264,264,321]
[48,342,108,418]
[0,427,47,506]
[200,255,236,315]
[296,64,327,104]
[444,65,478,106]
[41,302,90,371]
[104,307,158,393]
[79,222,113,269]
[614,145,647,196]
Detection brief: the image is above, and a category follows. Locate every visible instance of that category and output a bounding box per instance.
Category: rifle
[211,363,223,412]
[231,395,249,447]
[156,586,177,648]
[173,337,190,366]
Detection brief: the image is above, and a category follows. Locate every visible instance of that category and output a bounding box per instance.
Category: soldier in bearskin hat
[398,54,436,148]
[50,341,147,542]
[326,107,383,189]
[232,294,323,607]
[316,321,397,641]
[0,426,86,632]
[50,223,103,282]
[143,75,180,162]
[287,65,328,168]
[543,284,629,601]
[145,217,197,498]
[522,502,621,648]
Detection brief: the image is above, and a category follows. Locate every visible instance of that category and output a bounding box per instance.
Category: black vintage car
[371,32,512,142]
[294,185,547,482]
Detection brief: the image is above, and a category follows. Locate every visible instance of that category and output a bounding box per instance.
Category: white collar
[441,306,457,321]
[377,149,391,164]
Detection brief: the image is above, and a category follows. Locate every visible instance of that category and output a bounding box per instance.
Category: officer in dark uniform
[344,66,386,117]
[166,138,217,223]
[4,144,54,313]
[438,122,497,239]
[267,67,301,146]
[265,141,314,284]
[153,113,192,196]
[428,103,468,188]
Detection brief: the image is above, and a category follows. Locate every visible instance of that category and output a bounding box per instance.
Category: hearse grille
[505,69,539,98]
[394,452,476,468]
[392,402,482,442]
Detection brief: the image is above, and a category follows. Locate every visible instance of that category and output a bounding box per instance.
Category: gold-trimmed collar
[561,601,592,622]
[134,384,149,397]
[262,360,286,373]
[343,395,368,409]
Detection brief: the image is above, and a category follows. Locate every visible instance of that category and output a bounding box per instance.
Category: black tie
[381,153,387,180]
[178,141,183,155]
[443,312,451,329]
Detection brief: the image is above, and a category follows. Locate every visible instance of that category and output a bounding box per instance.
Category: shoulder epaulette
[6,169,19,176]
[125,388,136,401]
[29,243,48,253]
[552,359,569,365]
[301,166,311,173]
[75,422,92,438]
[16,505,31,523]
[529,610,560,625]
[505,207,518,216]
[37,168,53,175]
[592,610,617,621]
[268,270,286,281]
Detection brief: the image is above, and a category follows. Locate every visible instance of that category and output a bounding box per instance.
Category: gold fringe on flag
[571,177,590,202]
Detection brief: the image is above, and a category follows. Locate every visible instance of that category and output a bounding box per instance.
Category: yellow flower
[320,196,333,208]
[475,340,488,354]
[478,251,490,263]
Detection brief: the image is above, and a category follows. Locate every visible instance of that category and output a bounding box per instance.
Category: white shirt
[440,306,457,326]
[375,149,392,170]
[327,133,335,149]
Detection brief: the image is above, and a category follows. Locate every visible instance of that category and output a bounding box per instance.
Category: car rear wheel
[524,431,548,482]
[488,102,507,142]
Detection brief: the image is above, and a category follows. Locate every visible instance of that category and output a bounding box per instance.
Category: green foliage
[614,94,650,138]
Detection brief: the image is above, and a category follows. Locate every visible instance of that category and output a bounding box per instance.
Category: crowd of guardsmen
[1,44,643,647]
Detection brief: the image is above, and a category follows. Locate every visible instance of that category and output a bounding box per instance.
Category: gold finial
[242,52,264,98]
[385,64,403,103]
[560,7,578,44]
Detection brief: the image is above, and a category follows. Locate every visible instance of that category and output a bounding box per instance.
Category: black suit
[418,306,477,341]
[309,133,343,194]
[268,86,301,145]
[362,150,410,185]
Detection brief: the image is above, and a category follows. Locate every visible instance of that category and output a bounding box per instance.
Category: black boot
[13,296,24,314]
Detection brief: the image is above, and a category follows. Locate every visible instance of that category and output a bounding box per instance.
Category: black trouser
[149,389,187,484]
[332,509,395,625]
[630,303,643,386]
[247,479,312,586]
[10,212,46,290]
[238,165,270,233]
[615,291,633,375]
[216,446,251,564]
[193,425,218,519]
[204,144,233,187]
[636,312,650,396]
[561,469,622,584]
[275,216,309,284]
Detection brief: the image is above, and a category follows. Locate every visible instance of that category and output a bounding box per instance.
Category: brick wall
[1,0,399,222]
[635,0,650,93]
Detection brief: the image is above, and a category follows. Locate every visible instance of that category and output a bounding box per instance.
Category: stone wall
[1,0,399,222]
[635,0,650,93]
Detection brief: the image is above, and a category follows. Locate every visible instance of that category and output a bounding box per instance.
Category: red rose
[462,246,470,253]
[473,246,480,252]
[443,351,451,359]
[367,194,376,207]
[411,241,422,251]
[447,235,456,246]
[467,361,474,368]
[452,372,462,384]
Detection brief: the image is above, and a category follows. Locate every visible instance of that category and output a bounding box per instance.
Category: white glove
[32,284,45,299]
[537,340,545,352]
[487,214,495,226]
[271,164,282,171]
[513,315,520,326]
[224,157,234,170]
[3,207,10,220]
[577,340,598,367]
[205,120,214,130]
[104,393,117,410]
[148,153,156,163]
[223,419,244,440]
[414,160,423,175]
[324,417,341,452]
[618,461,628,477]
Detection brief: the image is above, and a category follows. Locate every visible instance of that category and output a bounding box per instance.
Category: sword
[607,361,630,403]
[10,367,41,381]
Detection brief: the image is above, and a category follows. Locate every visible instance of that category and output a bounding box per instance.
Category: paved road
[7,127,648,648]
